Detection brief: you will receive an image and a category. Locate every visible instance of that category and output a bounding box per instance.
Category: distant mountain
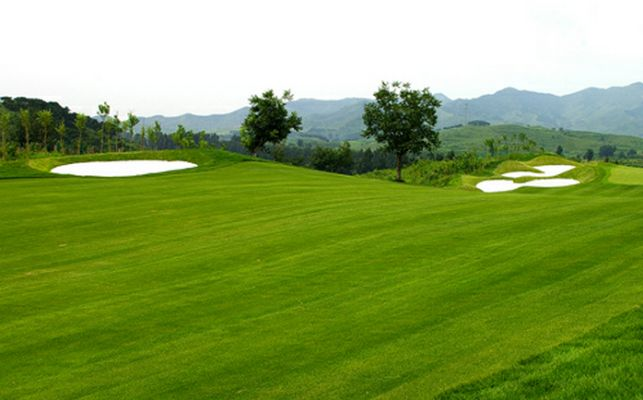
[439,83,643,137]
[139,83,643,139]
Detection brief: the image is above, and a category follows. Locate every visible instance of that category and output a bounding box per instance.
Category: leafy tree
[55,121,66,154]
[171,125,195,149]
[240,90,302,156]
[74,113,87,154]
[584,148,595,161]
[19,109,32,158]
[198,130,208,149]
[36,110,53,152]
[97,102,110,152]
[627,148,637,158]
[598,144,616,159]
[556,145,564,155]
[148,121,162,149]
[139,126,147,150]
[311,142,353,174]
[362,81,441,181]
[484,138,496,156]
[0,110,11,160]
[125,112,140,150]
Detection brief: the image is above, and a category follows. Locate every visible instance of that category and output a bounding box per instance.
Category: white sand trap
[477,164,580,192]
[477,178,580,193]
[51,160,197,177]
[502,165,575,178]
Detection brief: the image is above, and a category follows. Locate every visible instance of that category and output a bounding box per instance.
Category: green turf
[608,165,643,185]
[0,150,641,399]
[437,306,643,399]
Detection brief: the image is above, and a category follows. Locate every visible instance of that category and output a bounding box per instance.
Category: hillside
[0,150,641,398]
[440,83,643,136]
[439,124,643,155]
[138,83,643,139]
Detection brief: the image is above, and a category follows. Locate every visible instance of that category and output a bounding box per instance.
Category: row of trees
[238,82,442,181]
[0,98,227,160]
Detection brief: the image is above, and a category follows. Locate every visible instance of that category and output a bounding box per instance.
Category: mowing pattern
[437,306,643,399]
[0,153,642,398]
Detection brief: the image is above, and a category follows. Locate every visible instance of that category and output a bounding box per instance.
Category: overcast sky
[2,0,642,116]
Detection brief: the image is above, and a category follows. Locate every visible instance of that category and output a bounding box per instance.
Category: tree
[19,109,32,159]
[97,102,110,152]
[74,113,87,154]
[362,81,441,181]
[198,130,208,149]
[556,145,564,155]
[0,110,11,160]
[148,121,162,149]
[125,112,140,150]
[598,144,616,159]
[311,142,353,174]
[627,148,637,158]
[36,110,54,152]
[139,126,147,150]
[55,121,66,154]
[171,125,194,149]
[240,90,302,156]
[584,148,594,161]
[484,138,496,156]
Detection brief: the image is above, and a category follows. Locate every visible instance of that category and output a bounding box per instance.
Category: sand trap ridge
[51,160,197,177]
[477,165,580,193]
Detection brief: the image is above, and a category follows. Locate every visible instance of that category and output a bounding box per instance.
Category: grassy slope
[0,151,642,399]
[439,124,643,154]
[437,306,643,399]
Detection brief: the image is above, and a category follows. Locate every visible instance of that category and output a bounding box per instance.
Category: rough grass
[436,306,643,399]
[0,150,642,399]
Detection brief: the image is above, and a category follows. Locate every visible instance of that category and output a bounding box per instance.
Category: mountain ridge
[139,82,643,139]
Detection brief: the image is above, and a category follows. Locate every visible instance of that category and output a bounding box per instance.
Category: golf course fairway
[0,150,641,399]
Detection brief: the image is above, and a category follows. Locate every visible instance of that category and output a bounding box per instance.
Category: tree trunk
[396,153,403,182]
[77,133,82,155]
[43,128,48,152]
[100,129,104,152]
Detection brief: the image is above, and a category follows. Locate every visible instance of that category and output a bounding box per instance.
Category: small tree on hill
[362,81,441,181]
[584,148,594,161]
[0,110,11,160]
[240,90,302,156]
[97,102,110,152]
[556,145,564,155]
[36,109,53,152]
[55,121,66,154]
[19,109,31,159]
[148,121,162,149]
[74,113,87,154]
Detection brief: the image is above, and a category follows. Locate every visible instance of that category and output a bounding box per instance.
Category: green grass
[437,306,643,399]
[0,150,641,399]
[439,124,643,154]
[608,165,643,185]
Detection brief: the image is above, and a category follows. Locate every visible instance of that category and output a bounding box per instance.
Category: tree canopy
[362,81,441,181]
[240,90,302,156]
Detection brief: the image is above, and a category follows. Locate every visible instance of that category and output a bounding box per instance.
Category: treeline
[0,97,222,160]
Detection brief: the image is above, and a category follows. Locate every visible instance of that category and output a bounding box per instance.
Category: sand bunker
[51,160,197,177]
[477,165,580,193]
[502,165,576,179]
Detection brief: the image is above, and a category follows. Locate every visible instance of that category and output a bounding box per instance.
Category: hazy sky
[2,0,642,116]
